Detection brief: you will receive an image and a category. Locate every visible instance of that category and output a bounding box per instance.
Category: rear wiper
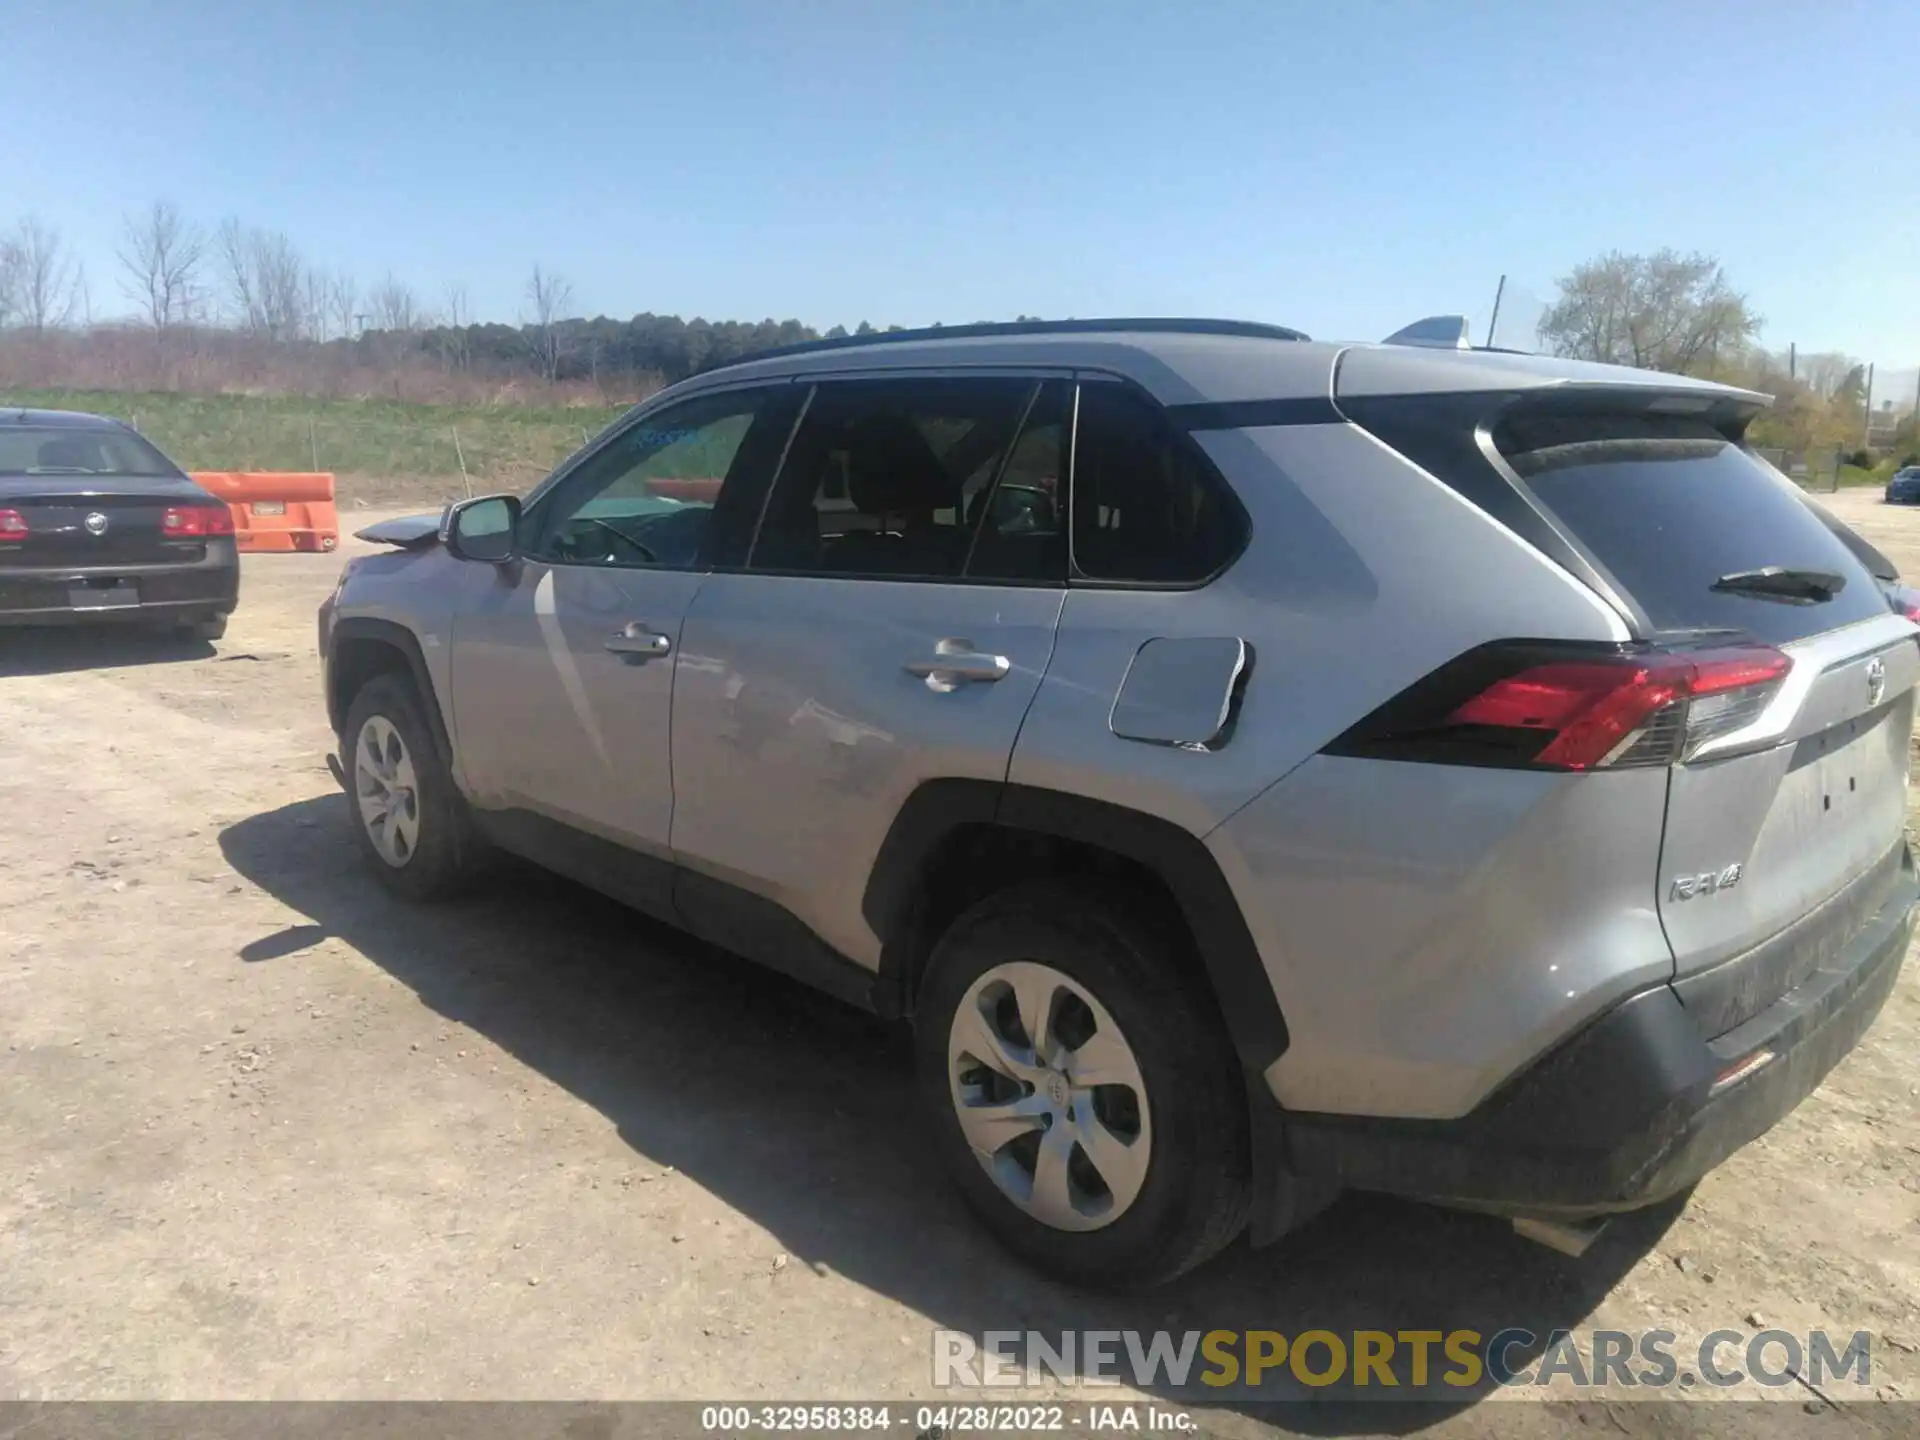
[1711,566,1846,604]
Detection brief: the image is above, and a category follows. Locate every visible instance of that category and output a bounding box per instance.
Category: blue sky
[5,0,1916,361]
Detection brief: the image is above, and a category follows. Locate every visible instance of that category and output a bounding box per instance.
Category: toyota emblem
[1866,656,1887,707]
[83,511,109,536]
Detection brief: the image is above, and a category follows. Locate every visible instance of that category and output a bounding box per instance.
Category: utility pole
[1788,342,1796,380]
[1485,275,1507,348]
[1864,363,1876,448]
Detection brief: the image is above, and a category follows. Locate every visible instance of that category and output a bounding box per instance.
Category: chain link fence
[1756,448,1842,493]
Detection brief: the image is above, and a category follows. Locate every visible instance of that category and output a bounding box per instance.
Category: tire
[915,879,1251,1291]
[174,614,227,642]
[341,672,483,901]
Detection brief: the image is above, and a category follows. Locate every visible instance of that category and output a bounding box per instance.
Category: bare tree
[216,218,257,332]
[328,273,359,340]
[217,219,307,339]
[438,281,472,371]
[0,234,20,328]
[256,232,306,340]
[116,201,205,337]
[369,273,420,334]
[524,264,574,383]
[1539,249,1760,377]
[304,266,335,340]
[9,218,80,334]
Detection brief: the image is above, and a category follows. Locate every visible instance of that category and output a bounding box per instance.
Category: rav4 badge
[1670,864,1744,901]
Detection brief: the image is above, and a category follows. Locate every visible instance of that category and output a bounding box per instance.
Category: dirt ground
[3,488,1919,1437]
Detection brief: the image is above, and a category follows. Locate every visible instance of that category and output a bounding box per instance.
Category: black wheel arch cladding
[864,779,1290,1074]
[328,616,453,765]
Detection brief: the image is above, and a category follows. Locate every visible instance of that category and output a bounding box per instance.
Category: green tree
[1538,249,1760,376]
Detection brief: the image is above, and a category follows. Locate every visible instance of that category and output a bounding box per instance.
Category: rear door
[667,374,1069,970]
[1492,409,1918,985]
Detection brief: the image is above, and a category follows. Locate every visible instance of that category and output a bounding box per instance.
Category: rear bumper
[0,556,238,627]
[1276,845,1916,1219]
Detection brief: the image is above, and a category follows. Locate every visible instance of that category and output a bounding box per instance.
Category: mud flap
[1246,1075,1341,1247]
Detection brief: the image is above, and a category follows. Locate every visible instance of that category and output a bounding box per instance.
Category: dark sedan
[1885,466,1920,504]
[0,408,238,639]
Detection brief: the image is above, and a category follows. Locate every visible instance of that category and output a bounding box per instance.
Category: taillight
[1329,641,1793,772]
[0,508,26,539]
[161,504,236,538]
[1886,582,1920,624]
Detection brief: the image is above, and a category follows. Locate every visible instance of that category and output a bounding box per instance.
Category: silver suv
[318,318,1917,1290]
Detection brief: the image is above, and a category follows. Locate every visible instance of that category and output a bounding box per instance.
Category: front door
[670,375,1070,969]
[448,383,801,913]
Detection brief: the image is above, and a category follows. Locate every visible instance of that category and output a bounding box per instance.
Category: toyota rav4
[317,317,1918,1290]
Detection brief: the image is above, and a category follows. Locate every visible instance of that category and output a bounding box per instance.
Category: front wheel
[342,673,483,900]
[915,880,1251,1291]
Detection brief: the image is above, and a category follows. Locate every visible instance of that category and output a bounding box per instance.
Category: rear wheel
[915,880,1251,1290]
[342,673,483,900]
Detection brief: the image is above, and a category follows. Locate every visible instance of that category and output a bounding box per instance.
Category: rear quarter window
[1498,413,1887,646]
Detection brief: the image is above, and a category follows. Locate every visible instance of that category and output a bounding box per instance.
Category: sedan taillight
[161,504,236,538]
[0,508,27,539]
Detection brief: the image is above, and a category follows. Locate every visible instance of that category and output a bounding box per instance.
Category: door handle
[606,621,672,662]
[904,638,1010,691]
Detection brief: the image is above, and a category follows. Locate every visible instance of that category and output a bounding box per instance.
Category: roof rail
[1381,315,1473,350]
[697,317,1310,375]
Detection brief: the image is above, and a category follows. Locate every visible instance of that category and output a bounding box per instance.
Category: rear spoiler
[353,511,444,549]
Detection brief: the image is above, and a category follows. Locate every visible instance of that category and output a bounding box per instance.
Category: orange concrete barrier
[192,472,340,553]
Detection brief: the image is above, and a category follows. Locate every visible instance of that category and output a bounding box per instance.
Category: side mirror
[442,494,521,564]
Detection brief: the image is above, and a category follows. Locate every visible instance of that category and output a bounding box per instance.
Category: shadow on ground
[220,795,1680,1430]
[0,624,213,677]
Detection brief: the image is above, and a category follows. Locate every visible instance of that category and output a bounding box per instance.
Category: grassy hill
[0,389,631,507]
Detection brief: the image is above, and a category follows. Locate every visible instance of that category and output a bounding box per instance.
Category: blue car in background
[1885,466,1920,503]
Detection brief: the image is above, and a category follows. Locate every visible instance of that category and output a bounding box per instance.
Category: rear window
[0,426,178,477]
[1497,413,1887,645]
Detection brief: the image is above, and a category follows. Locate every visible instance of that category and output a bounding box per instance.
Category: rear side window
[1071,385,1244,584]
[748,376,1056,581]
[0,427,177,476]
[1498,413,1887,645]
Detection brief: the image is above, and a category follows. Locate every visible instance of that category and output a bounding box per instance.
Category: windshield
[0,426,180,477]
